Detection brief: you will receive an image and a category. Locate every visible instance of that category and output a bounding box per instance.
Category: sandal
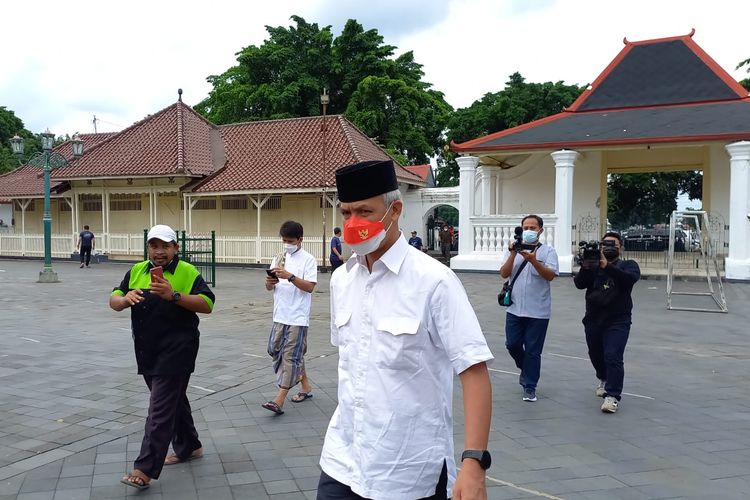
[164,447,203,465]
[291,392,313,403]
[261,401,284,415]
[120,469,150,490]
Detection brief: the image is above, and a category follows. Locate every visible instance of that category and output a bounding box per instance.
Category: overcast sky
[2,0,747,137]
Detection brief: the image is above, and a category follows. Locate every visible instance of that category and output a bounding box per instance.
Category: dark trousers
[330,260,343,272]
[80,246,92,266]
[440,243,451,260]
[584,317,631,400]
[505,313,550,390]
[317,461,448,500]
[133,373,202,479]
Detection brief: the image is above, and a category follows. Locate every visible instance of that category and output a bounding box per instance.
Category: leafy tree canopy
[737,58,750,91]
[607,171,703,229]
[436,73,584,186]
[195,16,451,165]
[0,107,41,174]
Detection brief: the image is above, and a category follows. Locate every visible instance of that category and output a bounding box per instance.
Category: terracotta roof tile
[192,115,423,193]
[404,164,431,181]
[0,133,113,197]
[54,102,219,180]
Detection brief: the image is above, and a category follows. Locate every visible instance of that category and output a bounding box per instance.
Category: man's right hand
[265,275,279,290]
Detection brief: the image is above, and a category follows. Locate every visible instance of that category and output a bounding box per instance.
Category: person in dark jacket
[573,231,640,414]
[110,224,215,490]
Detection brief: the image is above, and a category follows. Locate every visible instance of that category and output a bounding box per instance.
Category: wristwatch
[288,274,296,283]
[171,291,182,302]
[461,450,491,470]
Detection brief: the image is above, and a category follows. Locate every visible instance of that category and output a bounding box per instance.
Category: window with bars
[252,195,282,210]
[319,197,334,209]
[222,197,248,210]
[193,198,217,210]
[110,193,142,211]
[81,194,102,211]
[59,200,72,212]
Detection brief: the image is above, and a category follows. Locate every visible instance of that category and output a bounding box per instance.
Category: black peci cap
[335,160,398,203]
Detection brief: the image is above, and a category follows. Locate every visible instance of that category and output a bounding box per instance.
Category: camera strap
[508,259,530,290]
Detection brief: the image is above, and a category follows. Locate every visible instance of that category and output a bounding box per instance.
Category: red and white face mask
[343,203,394,255]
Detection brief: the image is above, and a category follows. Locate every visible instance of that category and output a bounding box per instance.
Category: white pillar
[551,149,579,274]
[492,169,503,215]
[478,164,501,215]
[725,141,750,280]
[457,155,479,255]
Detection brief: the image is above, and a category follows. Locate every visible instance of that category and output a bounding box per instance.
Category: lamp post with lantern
[10,131,83,283]
[320,88,330,273]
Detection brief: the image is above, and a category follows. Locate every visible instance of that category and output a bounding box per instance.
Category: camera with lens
[576,240,599,266]
[576,239,618,265]
[510,226,537,252]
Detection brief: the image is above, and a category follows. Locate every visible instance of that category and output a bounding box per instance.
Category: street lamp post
[320,88,330,273]
[10,131,82,283]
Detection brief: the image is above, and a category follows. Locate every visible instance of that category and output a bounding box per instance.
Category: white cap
[147,224,177,243]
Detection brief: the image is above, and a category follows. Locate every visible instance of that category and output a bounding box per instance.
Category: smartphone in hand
[266,269,278,280]
[150,266,164,281]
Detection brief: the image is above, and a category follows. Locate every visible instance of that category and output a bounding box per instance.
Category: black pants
[440,244,451,260]
[80,246,92,266]
[330,260,344,272]
[584,317,631,400]
[316,461,448,500]
[133,373,202,479]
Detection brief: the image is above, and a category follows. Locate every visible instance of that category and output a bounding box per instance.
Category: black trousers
[133,373,202,479]
[584,317,631,401]
[80,246,92,266]
[317,461,448,500]
[330,260,344,272]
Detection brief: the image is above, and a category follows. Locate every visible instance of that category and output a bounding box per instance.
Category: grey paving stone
[2,261,750,499]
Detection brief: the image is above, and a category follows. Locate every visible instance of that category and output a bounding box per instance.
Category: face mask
[602,247,619,261]
[343,204,394,256]
[522,230,539,245]
[284,243,299,254]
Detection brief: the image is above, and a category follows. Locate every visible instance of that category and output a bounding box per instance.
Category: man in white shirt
[499,215,559,403]
[318,160,494,500]
[262,220,318,415]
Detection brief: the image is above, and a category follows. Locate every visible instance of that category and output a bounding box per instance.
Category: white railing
[469,214,558,253]
[0,232,334,266]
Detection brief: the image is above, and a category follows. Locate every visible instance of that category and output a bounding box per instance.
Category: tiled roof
[570,33,747,111]
[54,101,221,180]
[404,164,431,181]
[453,32,750,153]
[192,115,423,193]
[0,133,113,197]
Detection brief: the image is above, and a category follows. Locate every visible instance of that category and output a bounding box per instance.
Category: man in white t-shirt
[262,220,318,415]
[318,160,494,500]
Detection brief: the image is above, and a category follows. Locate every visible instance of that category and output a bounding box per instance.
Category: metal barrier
[142,229,216,286]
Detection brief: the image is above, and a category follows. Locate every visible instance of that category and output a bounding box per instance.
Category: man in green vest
[110,224,215,491]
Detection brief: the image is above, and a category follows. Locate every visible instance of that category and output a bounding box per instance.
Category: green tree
[195,16,451,165]
[438,73,584,186]
[737,58,750,91]
[607,171,703,229]
[0,107,40,174]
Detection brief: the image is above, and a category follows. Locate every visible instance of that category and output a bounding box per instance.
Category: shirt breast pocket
[375,316,423,370]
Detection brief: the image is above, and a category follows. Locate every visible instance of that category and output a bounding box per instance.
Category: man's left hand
[519,247,538,264]
[271,267,292,280]
[150,274,174,300]
[599,250,608,269]
[453,460,487,500]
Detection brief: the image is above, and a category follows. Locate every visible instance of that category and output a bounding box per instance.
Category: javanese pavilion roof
[453,31,750,153]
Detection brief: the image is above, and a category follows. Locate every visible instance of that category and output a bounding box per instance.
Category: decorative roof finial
[178,88,183,102]
[688,28,695,37]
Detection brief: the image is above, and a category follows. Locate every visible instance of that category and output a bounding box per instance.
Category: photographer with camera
[574,232,640,413]
[499,215,559,402]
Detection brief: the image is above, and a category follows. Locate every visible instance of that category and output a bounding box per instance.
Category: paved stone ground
[0,258,749,500]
